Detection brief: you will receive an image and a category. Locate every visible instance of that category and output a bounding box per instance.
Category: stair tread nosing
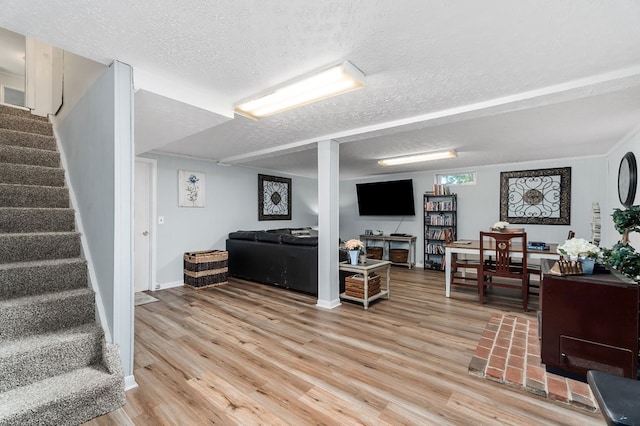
[0,366,122,418]
[0,128,57,151]
[0,232,81,263]
[0,113,53,136]
[0,183,69,208]
[0,288,95,341]
[0,144,60,168]
[0,257,88,301]
[0,105,49,122]
[0,207,75,233]
[0,323,101,355]
[0,163,66,187]
[0,286,93,309]
[0,257,86,271]
[0,324,103,392]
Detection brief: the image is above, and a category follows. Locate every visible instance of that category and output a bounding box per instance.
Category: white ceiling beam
[219,65,640,164]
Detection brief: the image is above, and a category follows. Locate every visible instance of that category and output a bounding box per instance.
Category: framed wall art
[178,170,205,207]
[258,174,291,220]
[499,167,571,225]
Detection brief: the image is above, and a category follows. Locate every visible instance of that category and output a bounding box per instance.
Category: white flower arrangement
[344,239,364,251]
[557,238,601,259]
[492,221,510,231]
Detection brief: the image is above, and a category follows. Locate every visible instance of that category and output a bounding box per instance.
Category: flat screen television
[356,179,415,216]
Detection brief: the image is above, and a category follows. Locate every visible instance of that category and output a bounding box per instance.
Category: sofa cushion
[228,230,257,241]
[256,230,283,243]
[266,228,291,234]
[290,227,312,236]
[281,234,318,246]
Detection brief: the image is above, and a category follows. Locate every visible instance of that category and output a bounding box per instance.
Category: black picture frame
[258,174,292,221]
[500,167,571,225]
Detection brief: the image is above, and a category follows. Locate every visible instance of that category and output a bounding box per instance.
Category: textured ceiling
[2,1,640,178]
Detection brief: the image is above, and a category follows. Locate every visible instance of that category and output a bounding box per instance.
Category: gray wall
[140,153,318,285]
[56,62,134,378]
[57,66,116,314]
[340,156,607,267]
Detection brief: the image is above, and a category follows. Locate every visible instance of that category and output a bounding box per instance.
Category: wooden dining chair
[478,231,530,311]
[444,229,481,292]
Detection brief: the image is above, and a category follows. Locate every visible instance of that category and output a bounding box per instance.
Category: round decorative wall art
[618,151,637,208]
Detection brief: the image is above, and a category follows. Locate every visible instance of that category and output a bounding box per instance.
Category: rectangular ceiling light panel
[378,150,458,166]
[234,61,364,120]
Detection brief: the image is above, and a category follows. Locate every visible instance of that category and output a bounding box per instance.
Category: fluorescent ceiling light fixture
[234,61,364,120]
[378,150,458,166]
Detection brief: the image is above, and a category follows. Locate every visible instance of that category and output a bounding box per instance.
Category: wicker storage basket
[366,246,383,260]
[389,249,408,263]
[345,273,381,298]
[184,250,228,289]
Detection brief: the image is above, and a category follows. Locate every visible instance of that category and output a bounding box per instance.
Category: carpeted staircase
[0,105,125,425]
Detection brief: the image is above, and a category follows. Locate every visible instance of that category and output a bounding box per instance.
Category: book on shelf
[424,201,453,211]
[429,215,453,226]
[430,184,451,195]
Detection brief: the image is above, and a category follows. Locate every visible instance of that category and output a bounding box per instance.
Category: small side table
[339,259,391,309]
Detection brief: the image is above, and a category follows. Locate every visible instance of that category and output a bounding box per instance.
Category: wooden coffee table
[339,259,391,309]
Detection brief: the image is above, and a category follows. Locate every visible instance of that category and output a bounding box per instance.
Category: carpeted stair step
[0,365,124,426]
[0,163,65,187]
[0,144,60,168]
[0,113,53,136]
[0,232,80,263]
[0,183,69,208]
[0,287,95,342]
[0,128,57,151]
[0,207,75,233]
[0,258,87,300]
[0,324,103,392]
[0,105,49,122]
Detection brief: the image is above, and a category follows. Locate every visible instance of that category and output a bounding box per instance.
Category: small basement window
[435,171,476,185]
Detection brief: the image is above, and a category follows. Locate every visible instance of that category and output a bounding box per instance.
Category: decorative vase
[359,254,367,264]
[349,250,359,265]
[580,257,595,274]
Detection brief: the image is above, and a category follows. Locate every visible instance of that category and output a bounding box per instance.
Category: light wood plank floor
[86,268,603,425]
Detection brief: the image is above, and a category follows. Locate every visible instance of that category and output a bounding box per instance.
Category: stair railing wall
[53,61,136,389]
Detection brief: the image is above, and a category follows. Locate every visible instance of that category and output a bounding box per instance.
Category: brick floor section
[468,313,598,413]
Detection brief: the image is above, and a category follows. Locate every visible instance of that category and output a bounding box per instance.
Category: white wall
[139,153,318,286]
[0,70,24,90]
[604,126,640,249]
[340,156,607,267]
[53,51,106,122]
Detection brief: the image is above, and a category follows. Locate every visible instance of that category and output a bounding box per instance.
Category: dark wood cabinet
[541,272,639,380]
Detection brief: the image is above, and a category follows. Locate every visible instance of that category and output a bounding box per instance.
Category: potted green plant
[601,205,640,280]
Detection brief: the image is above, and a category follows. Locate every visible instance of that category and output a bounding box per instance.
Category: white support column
[316,139,341,309]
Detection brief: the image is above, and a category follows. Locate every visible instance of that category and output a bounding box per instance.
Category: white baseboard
[124,375,138,391]
[316,298,342,309]
[154,280,184,291]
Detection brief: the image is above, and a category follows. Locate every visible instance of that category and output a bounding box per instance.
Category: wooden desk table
[444,240,559,297]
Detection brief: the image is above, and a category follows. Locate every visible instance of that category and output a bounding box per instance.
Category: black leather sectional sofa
[225,228,346,295]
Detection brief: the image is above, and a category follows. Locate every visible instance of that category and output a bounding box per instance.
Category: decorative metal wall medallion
[500,167,571,225]
[258,174,292,220]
